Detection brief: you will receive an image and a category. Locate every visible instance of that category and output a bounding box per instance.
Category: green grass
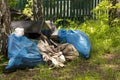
[0,51,120,80]
[0,19,120,80]
[1,0,120,79]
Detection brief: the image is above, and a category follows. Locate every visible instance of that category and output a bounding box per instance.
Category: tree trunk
[32,0,44,33]
[109,0,119,27]
[117,0,120,19]
[0,0,11,56]
[33,0,44,21]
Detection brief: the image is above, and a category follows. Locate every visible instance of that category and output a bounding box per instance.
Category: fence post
[42,0,101,22]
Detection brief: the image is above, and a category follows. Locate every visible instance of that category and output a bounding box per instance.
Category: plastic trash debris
[58,29,91,58]
[37,40,66,68]
[5,28,43,71]
[57,43,79,61]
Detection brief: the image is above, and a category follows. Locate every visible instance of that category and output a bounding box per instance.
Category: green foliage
[54,19,79,30]
[0,55,7,74]
[23,0,33,20]
[80,20,120,54]
[92,0,110,21]
[0,1,120,80]
[8,0,18,8]
[0,55,4,62]
[54,0,120,55]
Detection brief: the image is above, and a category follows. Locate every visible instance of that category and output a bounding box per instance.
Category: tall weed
[54,0,120,55]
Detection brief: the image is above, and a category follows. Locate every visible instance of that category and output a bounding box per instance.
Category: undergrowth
[0,0,120,80]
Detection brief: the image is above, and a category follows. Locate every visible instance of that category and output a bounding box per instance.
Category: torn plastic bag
[58,29,91,58]
[5,34,43,70]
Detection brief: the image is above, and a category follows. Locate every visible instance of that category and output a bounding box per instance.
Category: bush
[54,0,120,55]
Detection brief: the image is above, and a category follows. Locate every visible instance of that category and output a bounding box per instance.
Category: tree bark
[32,0,44,33]
[117,0,120,19]
[0,0,11,56]
[109,0,119,27]
[33,0,44,21]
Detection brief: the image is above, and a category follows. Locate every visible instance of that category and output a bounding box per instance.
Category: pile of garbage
[4,20,91,72]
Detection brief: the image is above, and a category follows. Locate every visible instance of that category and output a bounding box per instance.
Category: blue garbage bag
[5,34,43,70]
[58,29,91,58]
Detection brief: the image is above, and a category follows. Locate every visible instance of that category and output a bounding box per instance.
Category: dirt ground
[0,52,120,80]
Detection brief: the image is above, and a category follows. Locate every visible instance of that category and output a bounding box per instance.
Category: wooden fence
[14,0,101,21]
[42,0,101,21]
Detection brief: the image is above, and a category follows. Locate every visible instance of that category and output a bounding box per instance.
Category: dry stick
[39,33,51,44]
[50,39,58,47]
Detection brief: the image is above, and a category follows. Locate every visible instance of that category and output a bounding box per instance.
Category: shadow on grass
[0,52,120,80]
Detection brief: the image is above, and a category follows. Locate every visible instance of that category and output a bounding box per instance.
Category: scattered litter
[5,20,91,71]
[37,39,79,69]
[58,29,91,58]
[37,40,66,69]
[5,28,43,71]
